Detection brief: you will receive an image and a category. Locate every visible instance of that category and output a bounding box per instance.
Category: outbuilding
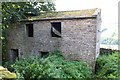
[7,8,101,68]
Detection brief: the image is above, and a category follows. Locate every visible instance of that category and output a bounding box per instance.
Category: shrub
[3,61,15,72]
[9,51,92,79]
[95,52,119,78]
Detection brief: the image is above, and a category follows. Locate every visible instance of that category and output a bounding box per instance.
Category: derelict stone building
[7,8,101,67]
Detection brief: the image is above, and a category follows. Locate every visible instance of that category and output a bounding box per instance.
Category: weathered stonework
[60,19,97,66]
[7,8,101,68]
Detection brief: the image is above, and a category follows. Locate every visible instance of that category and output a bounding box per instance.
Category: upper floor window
[26,24,34,37]
[51,22,61,38]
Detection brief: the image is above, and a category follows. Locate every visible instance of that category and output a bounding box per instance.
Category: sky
[55,0,119,37]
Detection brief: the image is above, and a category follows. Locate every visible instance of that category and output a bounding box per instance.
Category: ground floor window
[39,51,49,57]
[11,49,19,61]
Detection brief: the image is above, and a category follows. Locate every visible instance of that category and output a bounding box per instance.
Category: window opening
[26,24,33,37]
[51,22,61,38]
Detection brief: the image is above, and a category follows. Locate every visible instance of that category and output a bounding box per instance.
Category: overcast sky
[55,0,119,36]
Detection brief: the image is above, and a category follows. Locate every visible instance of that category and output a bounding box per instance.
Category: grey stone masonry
[7,8,101,68]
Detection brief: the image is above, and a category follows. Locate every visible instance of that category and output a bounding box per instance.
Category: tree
[2,1,55,27]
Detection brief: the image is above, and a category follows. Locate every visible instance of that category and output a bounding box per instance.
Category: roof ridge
[55,8,99,13]
[41,8,99,13]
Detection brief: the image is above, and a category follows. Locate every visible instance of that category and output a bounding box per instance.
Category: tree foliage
[2,1,55,27]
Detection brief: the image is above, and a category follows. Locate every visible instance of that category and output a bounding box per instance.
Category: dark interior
[41,52,49,57]
[26,24,34,37]
[11,49,19,61]
[51,22,61,38]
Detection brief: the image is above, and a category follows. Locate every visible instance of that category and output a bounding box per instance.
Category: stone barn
[7,8,101,68]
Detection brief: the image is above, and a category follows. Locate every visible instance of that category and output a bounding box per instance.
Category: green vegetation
[4,51,92,79]
[2,2,55,27]
[95,52,119,78]
[4,51,119,79]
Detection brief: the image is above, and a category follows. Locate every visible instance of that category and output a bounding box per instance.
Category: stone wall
[60,19,97,67]
[7,18,99,67]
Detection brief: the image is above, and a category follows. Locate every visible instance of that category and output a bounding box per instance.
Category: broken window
[26,24,34,37]
[40,52,49,58]
[11,49,19,61]
[51,22,61,38]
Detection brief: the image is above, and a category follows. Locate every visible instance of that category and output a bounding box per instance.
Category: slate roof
[21,8,101,22]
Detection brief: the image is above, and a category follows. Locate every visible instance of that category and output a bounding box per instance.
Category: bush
[7,51,92,79]
[3,61,15,72]
[95,52,119,78]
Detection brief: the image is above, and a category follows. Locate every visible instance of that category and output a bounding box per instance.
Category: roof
[21,8,101,22]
